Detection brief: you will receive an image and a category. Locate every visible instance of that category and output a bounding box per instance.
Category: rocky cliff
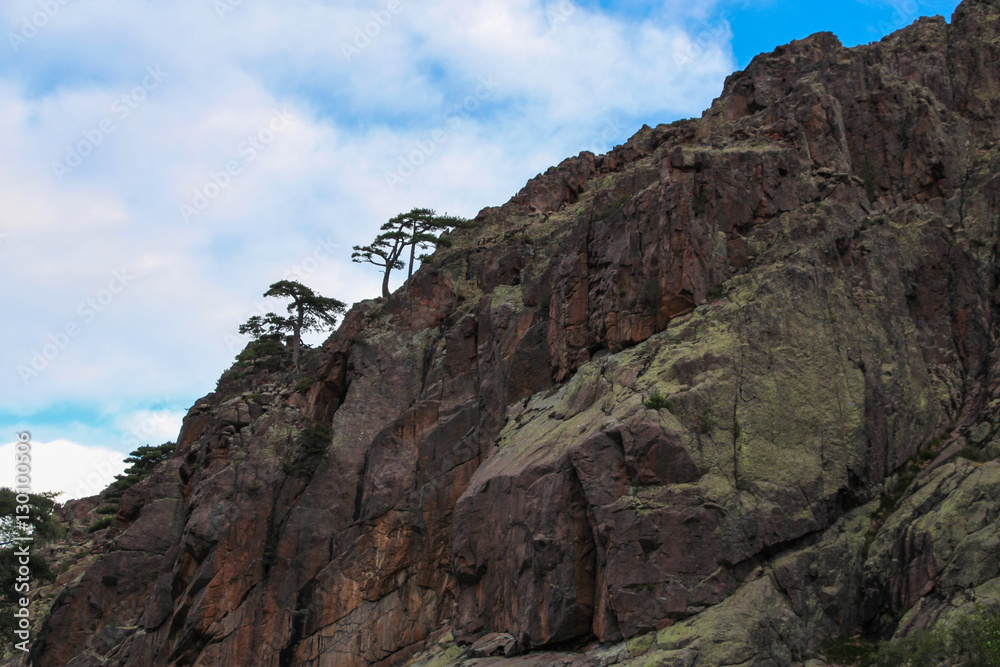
[17,0,1000,664]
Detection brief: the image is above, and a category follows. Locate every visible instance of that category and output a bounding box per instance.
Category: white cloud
[0,439,127,501]
[114,407,186,451]
[0,0,735,444]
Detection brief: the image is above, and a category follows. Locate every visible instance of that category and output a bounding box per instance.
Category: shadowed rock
[21,1,1000,665]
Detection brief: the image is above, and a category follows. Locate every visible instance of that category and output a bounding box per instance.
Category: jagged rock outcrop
[16,0,1000,665]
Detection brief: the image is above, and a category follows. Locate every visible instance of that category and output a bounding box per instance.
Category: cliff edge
[17,0,1000,664]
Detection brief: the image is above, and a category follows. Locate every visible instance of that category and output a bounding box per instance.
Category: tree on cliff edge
[352,208,472,299]
[239,280,346,369]
[0,488,63,653]
[351,228,407,299]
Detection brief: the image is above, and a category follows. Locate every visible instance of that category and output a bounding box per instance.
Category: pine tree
[352,208,472,298]
[239,281,346,368]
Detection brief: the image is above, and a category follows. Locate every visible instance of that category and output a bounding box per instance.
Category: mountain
[12,0,1000,664]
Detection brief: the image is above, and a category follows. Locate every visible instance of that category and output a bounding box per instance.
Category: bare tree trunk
[406,221,416,290]
[292,311,303,369]
[381,267,391,299]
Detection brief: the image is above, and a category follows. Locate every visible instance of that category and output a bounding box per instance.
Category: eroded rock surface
[20,1,1000,665]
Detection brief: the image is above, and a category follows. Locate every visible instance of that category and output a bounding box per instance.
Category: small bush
[861,160,878,202]
[539,292,552,315]
[88,517,114,533]
[229,334,289,377]
[870,622,951,666]
[827,607,1000,667]
[236,335,286,363]
[294,376,317,395]
[706,283,726,301]
[948,608,1000,666]
[262,529,279,571]
[281,422,333,477]
[697,409,717,434]
[871,458,923,527]
[958,446,985,463]
[95,504,119,515]
[631,280,661,311]
[692,187,710,216]
[644,390,670,411]
[103,442,176,502]
[820,635,876,665]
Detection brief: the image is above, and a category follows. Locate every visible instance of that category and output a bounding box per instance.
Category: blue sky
[0,0,962,498]
[722,0,963,66]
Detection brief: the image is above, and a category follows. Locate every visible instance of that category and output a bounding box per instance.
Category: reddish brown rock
[24,2,1000,665]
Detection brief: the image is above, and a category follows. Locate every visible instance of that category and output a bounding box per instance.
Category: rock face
[21,1,1000,665]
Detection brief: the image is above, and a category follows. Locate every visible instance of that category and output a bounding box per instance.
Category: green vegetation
[235,334,287,370]
[958,446,986,463]
[262,527,280,570]
[822,608,1000,666]
[867,435,948,532]
[102,443,176,503]
[631,279,662,311]
[294,375,317,394]
[697,409,717,434]
[706,283,726,301]
[0,488,63,652]
[644,390,671,411]
[861,160,878,202]
[95,504,119,515]
[820,635,876,665]
[239,280,346,369]
[225,341,287,384]
[352,207,472,298]
[597,194,631,219]
[87,516,114,533]
[870,466,916,529]
[692,186,711,216]
[281,421,333,477]
[0,488,63,545]
[539,292,552,316]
